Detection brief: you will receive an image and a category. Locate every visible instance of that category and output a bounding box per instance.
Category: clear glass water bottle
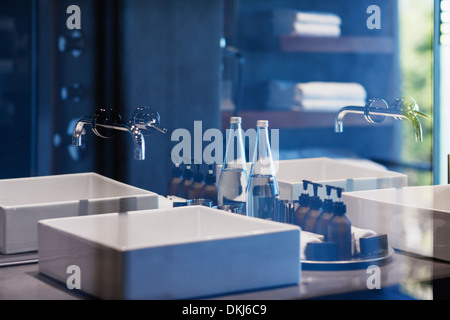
[218,117,248,214]
[246,120,280,220]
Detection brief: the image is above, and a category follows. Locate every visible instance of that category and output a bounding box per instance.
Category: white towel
[351,226,377,256]
[272,9,342,26]
[268,81,367,101]
[292,22,341,37]
[267,80,367,111]
[300,98,366,112]
[272,10,342,37]
[297,82,367,101]
[273,22,341,37]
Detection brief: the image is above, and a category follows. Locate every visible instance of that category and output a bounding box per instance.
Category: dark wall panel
[120,0,223,194]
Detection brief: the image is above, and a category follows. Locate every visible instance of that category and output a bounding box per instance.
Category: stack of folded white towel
[272,9,342,37]
[267,80,367,112]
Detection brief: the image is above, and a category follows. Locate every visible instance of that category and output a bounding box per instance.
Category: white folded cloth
[351,226,377,256]
[273,22,341,37]
[268,81,367,101]
[267,80,367,111]
[272,9,342,26]
[300,98,366,112]
[291,22,341,37]
[272,9,342,37]
[299,81,367,100]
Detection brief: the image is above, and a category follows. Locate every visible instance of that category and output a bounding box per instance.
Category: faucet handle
[391,97,430,119]
[131,107,167,135]
[92,108,124,138]
[364,98,389,124]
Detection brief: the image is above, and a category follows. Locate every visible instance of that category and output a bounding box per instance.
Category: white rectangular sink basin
[0,173,170,255]
[344,185,450,262]
[217,158,407,200]
[38,206,300,300]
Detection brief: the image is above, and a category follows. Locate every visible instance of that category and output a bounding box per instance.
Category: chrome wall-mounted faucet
[73,107,167,160]
[335,97,430,142]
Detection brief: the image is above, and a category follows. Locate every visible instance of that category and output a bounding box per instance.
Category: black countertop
[1,251,449,300]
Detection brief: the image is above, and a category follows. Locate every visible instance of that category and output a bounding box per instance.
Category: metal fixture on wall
[335,97,430,142]
[73,107,167,160]
[60,83,83,102]
[58,30,85,58]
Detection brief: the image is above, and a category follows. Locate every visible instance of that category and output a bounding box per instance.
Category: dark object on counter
[201,166,218,206]
[360,234,389,257]
[327,187,352,261]
[305,242,338,261]
[177,164,193,199]
[188,164,205,199]
[303,183,323,232]
[168,163,183,196]
[187,198,213,207]
[293,180,312,228]
[315,185,335,240]
[173,201,187,207]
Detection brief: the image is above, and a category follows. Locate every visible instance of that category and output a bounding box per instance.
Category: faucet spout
[72,116,93,146]
[334,106,366,133]
[129,125,146,161]
[404,112,423,142]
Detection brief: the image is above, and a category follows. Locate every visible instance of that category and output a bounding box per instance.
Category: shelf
[244,36,394,54]
[221,110,393,130]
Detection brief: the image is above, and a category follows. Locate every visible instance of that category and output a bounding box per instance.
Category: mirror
[0,0,435,265]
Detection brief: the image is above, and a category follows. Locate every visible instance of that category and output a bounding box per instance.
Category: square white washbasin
[217,158,407,200]
[344,185,450,262]
[38,206,300,300]
[0,173,171,255]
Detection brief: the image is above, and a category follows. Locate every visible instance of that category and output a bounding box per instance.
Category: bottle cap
[309,183,323,210]
[332,187,346,215]
[333,202,347,215]
[298,180,311,206]
[256,120,269,128]
[204,165,216,185]
[230,117,242,124]
[321,185,334,212]
[183,164,193,179]
[298,193,310,207]
[193,164,204,182]
[322,199,333,213]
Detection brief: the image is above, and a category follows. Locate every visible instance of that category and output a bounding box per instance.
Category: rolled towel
[272,9,342,26]
[300,230,324,260]
[268,80,367,102]
[351,226,377,256]
[297,82,367,101]
[292,22,341,37]
[300,98,366,112]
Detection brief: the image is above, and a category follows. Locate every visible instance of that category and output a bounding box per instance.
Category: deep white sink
[0,173,170,254]
[218,158,407,200]
[344,185,450,262]
[38,206,300,300]
[276,158,407,200]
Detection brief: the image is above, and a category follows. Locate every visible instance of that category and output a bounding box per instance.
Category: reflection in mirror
[222,0,433,186]
[0,0,435,268]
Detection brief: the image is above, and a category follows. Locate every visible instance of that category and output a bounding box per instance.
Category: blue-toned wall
[118,0,223,195]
